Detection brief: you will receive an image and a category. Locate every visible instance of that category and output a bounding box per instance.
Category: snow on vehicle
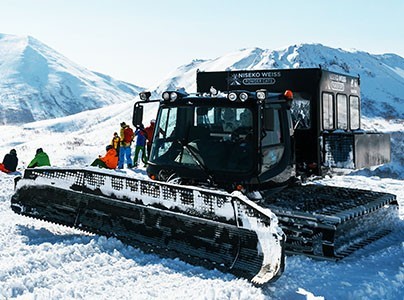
[11,68,399,284]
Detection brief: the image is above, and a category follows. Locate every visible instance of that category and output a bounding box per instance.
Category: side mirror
[263,108,275,131]
[133,104,144,127]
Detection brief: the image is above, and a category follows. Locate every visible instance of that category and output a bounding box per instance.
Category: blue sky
[1,0,403,87]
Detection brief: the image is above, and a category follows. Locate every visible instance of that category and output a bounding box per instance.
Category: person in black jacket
[0,149,18,173]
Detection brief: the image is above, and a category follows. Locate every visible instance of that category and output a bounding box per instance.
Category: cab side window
[262,109,284,170]
[290,94,311,129]
[350,96,360,130]
[337,94,348,130]
[322,93,334,130]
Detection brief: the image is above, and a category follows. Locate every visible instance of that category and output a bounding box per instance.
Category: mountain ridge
[153,44,404,121]
[1,34,403,126]
[0,33,143,125]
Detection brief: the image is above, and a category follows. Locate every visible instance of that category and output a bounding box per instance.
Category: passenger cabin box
[196,68,391,175]
[323,132,391,169]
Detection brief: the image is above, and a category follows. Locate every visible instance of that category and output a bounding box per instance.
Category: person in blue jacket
[133,124,148,167]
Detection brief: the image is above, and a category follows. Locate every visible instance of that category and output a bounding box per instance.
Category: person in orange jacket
[91,145,118,169]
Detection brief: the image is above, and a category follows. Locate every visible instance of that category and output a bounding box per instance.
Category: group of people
[0,148,51,174]
[90,119,156,170]
[1,120,156,174]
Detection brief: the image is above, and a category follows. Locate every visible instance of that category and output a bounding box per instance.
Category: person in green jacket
[28,148,51,168]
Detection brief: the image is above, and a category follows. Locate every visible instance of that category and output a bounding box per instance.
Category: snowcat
[11,68,399,285]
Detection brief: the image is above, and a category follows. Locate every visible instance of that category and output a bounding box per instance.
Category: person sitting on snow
[0,149,18,173]
[28,148,51,168]
[91,145,118,169]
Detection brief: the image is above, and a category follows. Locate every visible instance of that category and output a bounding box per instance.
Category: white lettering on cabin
[330,81,345,91]
[329,74,347,83]
[229,71,281,85]
[243,78,276,85]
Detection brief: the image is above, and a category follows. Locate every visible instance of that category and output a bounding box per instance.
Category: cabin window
[262,109,284,169]
[337,94,348,130]
[291,97,311,129]
[157,107,178,139]
[322,93,334,130]
[151,105,256,173]
[350,96,360,130]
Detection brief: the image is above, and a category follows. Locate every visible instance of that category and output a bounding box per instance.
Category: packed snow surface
[1,171,403,299]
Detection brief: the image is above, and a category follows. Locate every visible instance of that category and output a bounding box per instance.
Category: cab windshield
[149,105,255,173]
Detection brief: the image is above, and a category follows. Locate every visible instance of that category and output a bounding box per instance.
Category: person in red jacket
[118,122,134,169]
[91,145,118,169]
[144,119,155,159]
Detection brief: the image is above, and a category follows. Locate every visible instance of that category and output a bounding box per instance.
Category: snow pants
[0,163,10,173]
[90,158,108,169]
[133,145,147,166]
[118,146,133,168]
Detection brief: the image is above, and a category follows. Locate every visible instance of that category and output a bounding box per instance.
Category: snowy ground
[0,172,403,300]
[0,102,403,299]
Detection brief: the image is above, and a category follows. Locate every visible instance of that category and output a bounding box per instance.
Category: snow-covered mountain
[0,33,143,125]
[154,45,404,121]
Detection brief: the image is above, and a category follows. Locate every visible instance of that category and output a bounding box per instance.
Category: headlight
[162,90,189,102]
[162,92,170,101]
[210,86,218,96]
[256,90,266,100]
[170,92,178,101]
[139,91,151,101]
[228,92,237,101]
[239,92,249,102]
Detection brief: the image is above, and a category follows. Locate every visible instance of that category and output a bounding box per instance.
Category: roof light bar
[161,90,189,102]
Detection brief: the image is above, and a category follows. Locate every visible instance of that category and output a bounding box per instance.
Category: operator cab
[133,89,295,191]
